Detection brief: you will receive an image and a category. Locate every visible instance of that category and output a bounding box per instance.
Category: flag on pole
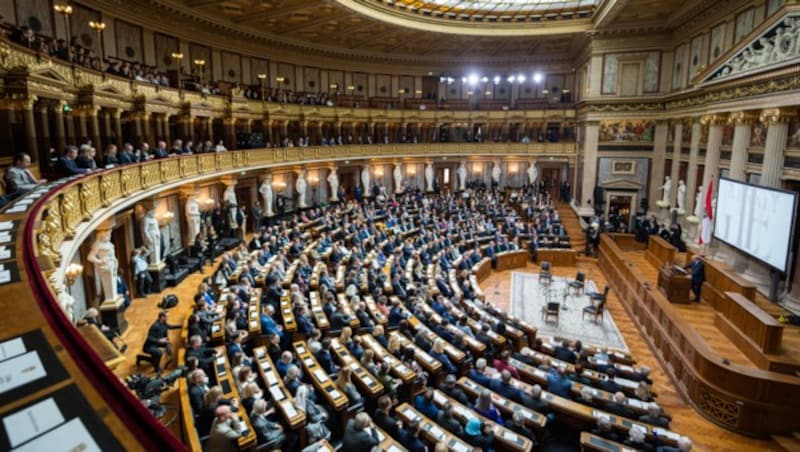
[698,179,714,245]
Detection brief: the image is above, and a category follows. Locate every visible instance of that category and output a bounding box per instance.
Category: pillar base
[149,264,168,293]
[100,295,127,333]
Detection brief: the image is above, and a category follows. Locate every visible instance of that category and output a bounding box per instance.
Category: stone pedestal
[100,295,127,333]
[685,215,700,243]
[149,262,168,293]
[655,201,671,224]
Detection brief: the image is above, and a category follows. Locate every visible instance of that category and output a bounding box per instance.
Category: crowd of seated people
[133,183,696,451]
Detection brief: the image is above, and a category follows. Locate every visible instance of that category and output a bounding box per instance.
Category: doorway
[604,191,637,230]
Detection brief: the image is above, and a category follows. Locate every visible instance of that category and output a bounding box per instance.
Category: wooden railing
[599,233,800,436]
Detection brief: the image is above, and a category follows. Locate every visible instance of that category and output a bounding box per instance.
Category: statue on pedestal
[361,165,371,196]
[296,170,308,209]
[185,195,201,245]
[87,229,119,302]
[425,163,434,192]
[142,210,161,266]
[223,184,238,228]
[677,179,687,212]
[394,163,404,194]
[50,275,74,323]
[457,161,467,191]
[660,176,672,205]
[492,161,502,186]
[527,161,538,186]
[260,175,274,217]
[694,187,704,218]
[327,169,339,202]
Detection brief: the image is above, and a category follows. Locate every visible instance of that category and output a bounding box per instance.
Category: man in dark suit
[187,369,209,413]
[186,334,218,374]
[57,146,90,177]
[314,338,339,374]
[490,370,525,403]
[373,395,400,438]
[599,368,622,394]
[143,310,181,373]
[605,392,636,419]
[684,255,705,302]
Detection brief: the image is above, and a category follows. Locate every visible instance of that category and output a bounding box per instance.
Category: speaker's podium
[658,264,691,304]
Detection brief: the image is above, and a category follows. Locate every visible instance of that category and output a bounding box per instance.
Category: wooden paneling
[645,235,676,269]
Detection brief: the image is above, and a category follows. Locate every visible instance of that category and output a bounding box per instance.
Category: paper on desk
[265,371,277,386]
[282,401,297,418]
[0,351,46,395]
[0,338,25,361]
[0,221,13,231]
[3,398,65,447]
[313,369,329,382]
[269,386,285,401]
[13,417,100,452]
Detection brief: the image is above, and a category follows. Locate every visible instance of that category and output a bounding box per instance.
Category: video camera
[125,366,186,418]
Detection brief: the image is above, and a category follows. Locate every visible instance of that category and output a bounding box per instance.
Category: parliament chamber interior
[3,0,800,451]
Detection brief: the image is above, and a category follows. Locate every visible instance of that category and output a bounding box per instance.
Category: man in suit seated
[57,145,91,177]
[554,341,577,364]
[5,152,43,193]
[373,395,401,438]
[639,403,670,428]
[186,334,219,375]
[605,391,636,419]
[312,338,339,375]
[467,358,495,387]
[490,370,525,404]
[591,416,623,443]
[599,367,622,393]
[439,374,470,405]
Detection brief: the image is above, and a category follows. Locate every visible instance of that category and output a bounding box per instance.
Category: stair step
[771,434,800,451]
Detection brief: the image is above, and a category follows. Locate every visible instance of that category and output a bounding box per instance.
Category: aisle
[555,201,585,253]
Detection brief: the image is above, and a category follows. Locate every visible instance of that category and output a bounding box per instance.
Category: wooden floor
[109,230,785,451]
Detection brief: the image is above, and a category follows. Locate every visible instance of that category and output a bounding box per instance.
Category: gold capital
[700,114,727,127]
[727,111,759,126]
[759,108,796,124]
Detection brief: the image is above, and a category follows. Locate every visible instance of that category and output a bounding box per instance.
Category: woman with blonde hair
[474,389,504,425]
[387,334,401,355]
[429,338,457,374]
[360,349,377,376]
[240,381,263,415]
[336,366,364,406]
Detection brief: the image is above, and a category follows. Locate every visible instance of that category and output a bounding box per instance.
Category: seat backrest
[542,261,551,271]
[547,302,560,311]
[576,272,585,282]
[603,285,610,296]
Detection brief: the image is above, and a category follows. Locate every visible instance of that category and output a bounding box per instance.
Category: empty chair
[568,272,585,295]
[542,301,560,325]
[582,298,606,323]
[539,261,552,286]
[589,285,609,304]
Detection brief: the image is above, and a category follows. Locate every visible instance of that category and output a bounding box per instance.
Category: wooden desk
[330,338,385,398]
[77,324,124,370]
[537,249,577,267]
[496,250,529,271]
[394,403,473,451]
[389,331,443,375]
[212,346,257,449]
[293,341,349,412]
[431,389,534,452]
[252,346,306,430]
[402,306,471,361]
[280,293,297,333]
[645,236,675,270]
[364,295,387,325]
[309,291,331,331]
[579,432,629,452]
[702,259,757,306]
[717,291,783,354]
[360,334,416,385]
[657,264,691,304]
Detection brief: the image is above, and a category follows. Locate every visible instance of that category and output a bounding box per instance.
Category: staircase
[555,202,586,255]
[771,433,800,451]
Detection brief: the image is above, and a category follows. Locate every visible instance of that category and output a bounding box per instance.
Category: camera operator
[144,310,181,374]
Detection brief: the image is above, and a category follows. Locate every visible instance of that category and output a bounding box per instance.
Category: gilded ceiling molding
[727,111,760,126]
[700,113,728,126]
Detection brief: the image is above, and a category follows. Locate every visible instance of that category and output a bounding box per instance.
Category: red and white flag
[698,179,714,245]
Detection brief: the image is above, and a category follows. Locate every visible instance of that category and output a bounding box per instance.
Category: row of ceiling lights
[440,72,545,85]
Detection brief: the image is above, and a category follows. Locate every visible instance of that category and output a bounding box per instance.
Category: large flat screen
[713,177,797,272]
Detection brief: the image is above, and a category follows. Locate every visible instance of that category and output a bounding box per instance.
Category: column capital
[727,111,760,126]
[760,108,796,124]
[700,113,727,127]
[51,100,68,113]
[20,95,38,110]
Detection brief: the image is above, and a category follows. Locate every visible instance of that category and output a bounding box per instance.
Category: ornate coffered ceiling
[111,0,721,66]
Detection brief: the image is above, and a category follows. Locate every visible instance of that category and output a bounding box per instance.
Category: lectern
[657,264,691,304]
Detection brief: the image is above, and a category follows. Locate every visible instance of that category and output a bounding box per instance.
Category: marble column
[224,118,236,149]
[21,97,38,160]
[113,110,123,148]
[77,109,89,144]
[207,117,214,143]
[759,108,791,188]
[263,119,272,145]
[728,111,756,181]
[36,104,51,163]
[102,110,112,149]
[154,113,164,140]
[64,111,75,145]
[649,121,668,215]
[53,101,67,154]
[696,114,725,215]
[142,112,153,145]
[578,121,599,216]
[88,107,102,155]
[667,121,682,208]
[132,112,143,146]
[684,120,701,216]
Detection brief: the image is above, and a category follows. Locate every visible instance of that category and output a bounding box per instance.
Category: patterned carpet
[510,272,629,351]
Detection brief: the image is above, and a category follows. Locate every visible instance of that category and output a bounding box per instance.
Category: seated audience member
[468,358,494,387]
[240,382,262,415]
[275,351,295,377]
[506,411,536,444]
[284,365,303,396]
[440,374,470,406]
[599,367,622,394]
[624,426,655,451]
[591,416,622,443]
[187,369,210,414]
[464,418,495,450]
[639,403,670,428]
[522,384,553,420]
[414,387,440,420]
[474,389,504,425]
[554,340,577,364]
[492,350,521,379]
[398,418,426,452]
[546,366,573,399]
[635,381,654,402]
[204,405,242,452]
[5,152,42,193]
[336,367,364,406]
[429,338,457,375]
[75,145,97,170]
[373,395,401,438]
[251,399,292,449]
[490,370,525,404]
[342,412,380,451]
[605,392,636,419]
[295,384,331,443]
[436,402,464,436]
[313,338,340,374]
[57,145,90,176]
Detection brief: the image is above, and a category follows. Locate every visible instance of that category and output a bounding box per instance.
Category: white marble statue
[260,175,274,217]
[50,275,74,323]
[142,210,161,266]
[660,176,672,204]
[425,162,434,192]
[492,161,502,186]
[527,161,538,186]
[87,229,119,302]
[223,184,238,226]
[694,187,703,218]
[327,168,339,202]
[394,163,404,194]
[361,165,371,196]
[185,196,201,245]
[457,161,467,191]
[296,170,308,209]
[677,179,687,211]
